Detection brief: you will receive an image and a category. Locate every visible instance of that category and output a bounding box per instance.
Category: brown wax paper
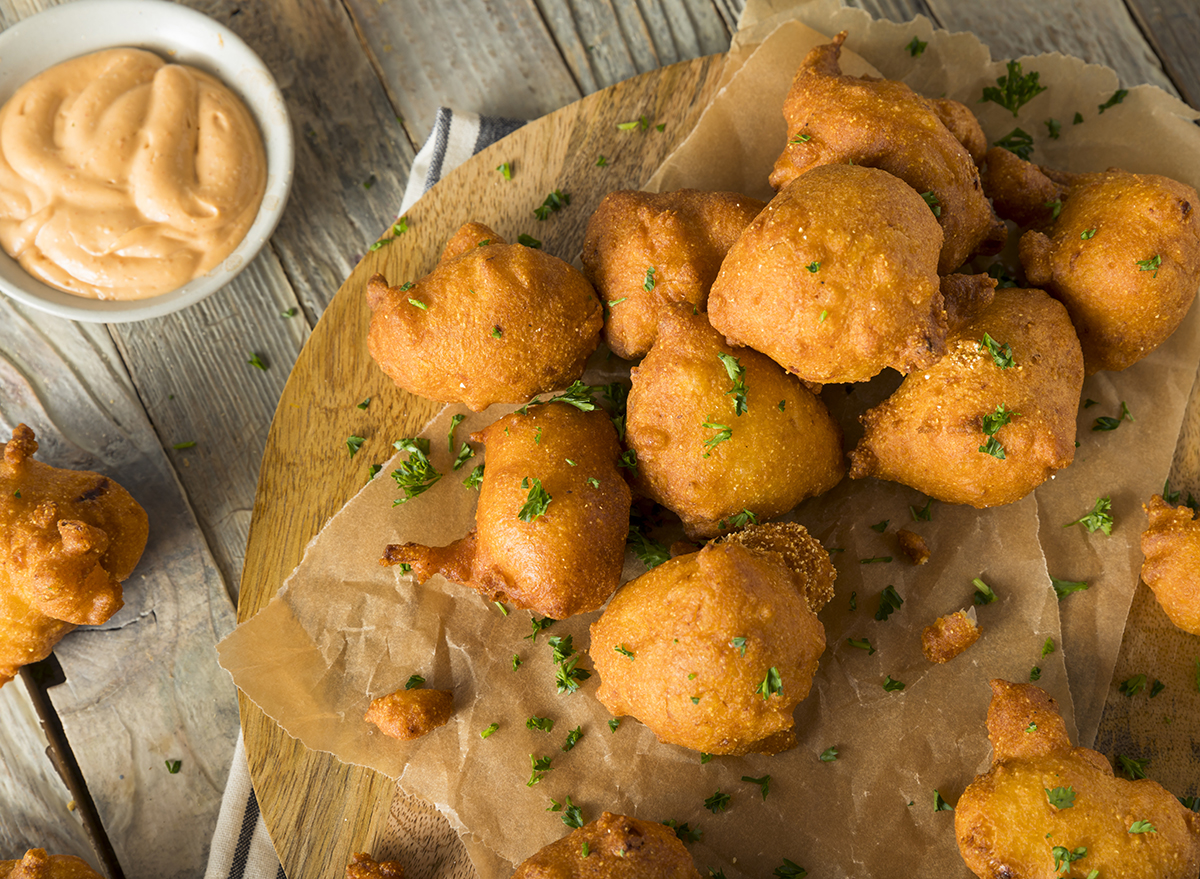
[218,2,1200,877]
[648,0,1200,748]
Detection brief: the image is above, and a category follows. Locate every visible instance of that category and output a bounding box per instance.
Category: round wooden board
[237,54,727,879]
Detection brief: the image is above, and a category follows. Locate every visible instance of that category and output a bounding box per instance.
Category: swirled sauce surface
[0,48,267,300]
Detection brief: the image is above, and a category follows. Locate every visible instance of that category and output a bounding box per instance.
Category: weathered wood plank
[1123,0,1200,108]
[846,0,934,23]
[536,0,731,94]
[0,679,93,863]
[108,250,308,602]
[0,298,238,878]
[924,0,1178,94]
[342,0,582,148]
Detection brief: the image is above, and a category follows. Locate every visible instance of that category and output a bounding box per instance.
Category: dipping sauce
[0,48,267,300]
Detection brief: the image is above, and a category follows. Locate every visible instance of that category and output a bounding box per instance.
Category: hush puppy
[1140,494,1200,635]
[770,31,1005,273]
[581,189,765,359]
[1013,167,1200,373]
[625,308,844,539]
[2,850,103,879]
[364,687,453,740]
[381,403,631,620]
[0,424,148,687]
[956,680,1200,879]
[849,288,1083,507]
[591,525,833,756]
[511,812,702,879]
[366,222,602,410]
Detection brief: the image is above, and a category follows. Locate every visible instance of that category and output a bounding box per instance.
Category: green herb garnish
[1099,88,1128,113]
[875,585,904,621]
[994,127,1035,160]
[742,774,771,800]
[390,438,441,503]
[1065,496,1113,534]
[704,790,731,813]
[1046,786,1076,809]
[906,36,927,57]
[981,60,1047,116]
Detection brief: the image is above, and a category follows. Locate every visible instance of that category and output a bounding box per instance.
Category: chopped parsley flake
[596,155,608,167]
[806,261,820,273]
[617,116,650,131]
[1045,198,1063,218]
[643,266,657,292]
[758,666,783,700]
[1120,674,1147,697]
[527,755,553,786]
[986,263,1020,289]
[165,759,182,774]
[463,463,484,490]
[702,422,733,456]
[883,675,906,692]
[1082,228,1097,240]
[870,519,889,533]
[979,333,1015,369]
[1099,88,1129,113]
[614,645,635,659]
[790,134,812,143]
[979,435,1006,459]
[717,352,749,415]
[1046,786,1076,809]
[994,127,1035,160]
[517,233,542,248]
[819,747,839,762]
[527,715,555,733]
[973,577,998,605]
[934,790,954,811]
[533,189,570,221]
[404,674,425,690]
[247,352,268,371]
[608,718,620,733]
[1051,576,1089,600]
[920,191,942,217]
[742,774,771,800]
[861,556,893,564]
[1052,846,1087,873]
[1119,754,1149,779]
[1129,820,1156,834]
[562,727,582,751]
[911,497,934,520]
[1151,679,1165,698]
[875,585,904,621]
[172,441,196,450]
[1045,118,1062,139]
[981,60,1047,116]
[718,509,759,530]
[773,859,807,879]
[703,790,731,813]
[480,723,499,738]
[1042,638,1056,656]
[391,438,441,503]
[1029,666,1042,682]
[512,653,521,671]
[282,307,298,318]
[627,521,670,569]
[496,162,512,180]
[1137,254,1162,277]
[731,636,748,657]
[518,476,552,522]
[1074,111,1084,124]
[906,36,927,57]
[524,616,556,641]
[847,637,876,655]
[662,819,703,843]
[1065,496,1113,534]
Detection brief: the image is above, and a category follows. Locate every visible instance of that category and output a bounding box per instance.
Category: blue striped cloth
[205,107,523,879]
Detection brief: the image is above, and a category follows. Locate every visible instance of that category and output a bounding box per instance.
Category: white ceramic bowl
[0,0,294,323]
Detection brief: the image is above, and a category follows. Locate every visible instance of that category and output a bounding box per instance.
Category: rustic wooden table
[1,0,1198,877]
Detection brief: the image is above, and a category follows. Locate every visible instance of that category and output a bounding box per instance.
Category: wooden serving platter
[237,55,728,879]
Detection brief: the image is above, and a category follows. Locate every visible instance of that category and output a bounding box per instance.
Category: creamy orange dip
[0,48,267,301]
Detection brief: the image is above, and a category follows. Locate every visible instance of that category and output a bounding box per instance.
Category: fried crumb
[364,688,453,740]
[921,610,980,663]
[346,852,405,879]
[896,528,931,565]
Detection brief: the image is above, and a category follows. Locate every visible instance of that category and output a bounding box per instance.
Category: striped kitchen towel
[205,106,523,879]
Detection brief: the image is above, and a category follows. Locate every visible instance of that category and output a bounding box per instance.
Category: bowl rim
[0,0,295,324]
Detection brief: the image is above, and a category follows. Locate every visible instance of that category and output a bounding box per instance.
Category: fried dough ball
[511,812,702,879]
[366,222,602,411]
[346,853,405,879]
[708,163,947,385]
[381,403,631,619]
[581,189,765,359]
[1016,168,1200,374]
[849,288,1083,507]
[591,526,832,755]
[921,610,979,663]
[955,680,1200,879]
[364,688,453,740]
[981,147,1070,230]
[1140,494,1200,635]
[769,31,1006,273]
[625,308,843,539]
[1,850,103,879]
[0,424,148,687]
[897,528,931,565]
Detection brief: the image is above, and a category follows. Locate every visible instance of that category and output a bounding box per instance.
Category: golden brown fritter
[955,680,1200,879]
[849,288,1083,507]
[591,528,831,756]
[625,308,843,539]
[0,424,148,687]
[581,189,765,359]
[716,521,836,613]
[981,147,1070,230]
[921,610,979,663]
[1017,168,1200,374]
[511,812,702,879]
[381,403,631,620]
[1,850,103,879]
[708,163,946,385]
[366,222,602,411]
[769,31,1006,273]
[1140,494,1200,635]
[364,688,453,740]
[345,853,405,879]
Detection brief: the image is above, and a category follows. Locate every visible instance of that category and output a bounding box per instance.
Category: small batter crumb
[921,610,980,663]
[364,688,453,740]
[897,528,931,565]
[346,852,405,879]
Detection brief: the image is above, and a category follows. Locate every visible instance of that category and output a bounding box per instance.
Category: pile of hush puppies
[361,31,1200,879]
